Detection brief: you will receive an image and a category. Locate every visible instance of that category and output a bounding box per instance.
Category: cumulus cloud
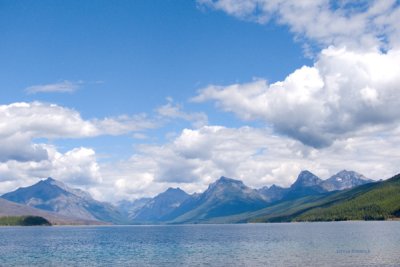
[198,0,400,51]
[193,3,400,188]
[98,125,400,201]
[0,146,102,196]
[0,102,134,197]
[0,100,212,200]
[194,2,400,148]
[0,102,97,140]
[0,139,48,163]
[0,101,161,198]
[136,126,315,186]
[0,101,206,201]
[49,147,102,185]
[2,1,399,202]
[193,47,400,147]
[0,102,156,144]
[2,123,398,202]
[100,126,300,200]
[25,80,82,94]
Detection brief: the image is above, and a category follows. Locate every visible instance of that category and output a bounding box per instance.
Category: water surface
[0,221,399,266]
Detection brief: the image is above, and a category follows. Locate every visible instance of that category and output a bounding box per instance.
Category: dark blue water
[0,221,399,266]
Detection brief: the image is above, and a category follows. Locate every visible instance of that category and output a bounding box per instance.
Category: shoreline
[2,219,399,227]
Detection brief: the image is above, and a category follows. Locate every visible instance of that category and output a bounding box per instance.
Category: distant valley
[1,170,399,225]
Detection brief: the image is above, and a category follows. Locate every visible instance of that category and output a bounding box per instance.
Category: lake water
[0,221,399,266]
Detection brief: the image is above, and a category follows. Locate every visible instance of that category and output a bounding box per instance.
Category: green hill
[201,173,400,223]
[294,174,400,221]
[0,216,51,226]
[247,173,400,223]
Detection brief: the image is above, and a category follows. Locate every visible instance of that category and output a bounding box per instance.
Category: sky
[1,0,400,202]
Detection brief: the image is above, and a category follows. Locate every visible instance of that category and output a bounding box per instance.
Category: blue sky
[1,0,400,201]
[1,0,307,111]
[1,0,307,153]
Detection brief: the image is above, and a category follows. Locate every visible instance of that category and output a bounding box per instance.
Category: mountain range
[163,176,269,223]
[129,187,190,222]
[2,177,127,224]
[1,169,396,225]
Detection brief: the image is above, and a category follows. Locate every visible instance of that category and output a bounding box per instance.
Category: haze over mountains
[1,169,395,225]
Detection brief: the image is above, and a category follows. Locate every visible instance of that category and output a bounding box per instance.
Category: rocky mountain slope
[2,178,127,224]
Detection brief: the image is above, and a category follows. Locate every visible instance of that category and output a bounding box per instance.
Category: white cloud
[0,100,161,198]
[0,101,207,150]
[0,101,203,201]
[196,1,400,148]
[96,125,400,201]
[99,125,297,200]
[0,101,158,162]
[0,100,152,197]
[93,113,157,136]
[49,147,102,185]
[0,146,102,196]
[198,0,400,51]
[0,102,97,140]
[2,1,399,202]
[25,80,81,94]
[193,47,400,147]
[0,138,48,163]
[1,123,399,202]
[156,98,208,128]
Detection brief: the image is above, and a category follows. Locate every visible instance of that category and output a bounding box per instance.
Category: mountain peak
[270,184,283,190]
[285,171,325,198]
[162,187,188,197]
[2,177,126,224]
[150,187,190,204]
[203,176,263,203]
[292,170,322,188]
[166,187,184,191]
[216,176,243,184]
[44,177,56,182]
[41,177,65,188]
[207,176,246,193]
[335,170,368,180]
[257,184,287,203]
[336,169,355,176]
[37,177,96,202]
[321,170,372,191]
[132,187,190,221]
[299,170,314,177]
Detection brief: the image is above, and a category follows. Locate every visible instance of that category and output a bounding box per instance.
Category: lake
[0,221,399,266]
